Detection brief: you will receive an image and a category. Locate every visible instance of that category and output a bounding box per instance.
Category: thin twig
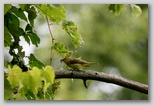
[46,16,55,42]
[55,70,148,94]
[46,16,55,65]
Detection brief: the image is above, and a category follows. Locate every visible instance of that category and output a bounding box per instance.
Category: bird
[60,56,98,70]
[60,56,99,88]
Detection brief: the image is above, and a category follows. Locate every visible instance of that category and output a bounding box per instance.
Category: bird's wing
[70,58,87,64]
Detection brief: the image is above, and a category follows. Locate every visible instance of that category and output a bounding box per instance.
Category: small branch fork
[55,70,148,94]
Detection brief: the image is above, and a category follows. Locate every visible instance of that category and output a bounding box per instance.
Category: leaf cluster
[5,65,56,100]
[4,4,41,72]
[108,4,142,17]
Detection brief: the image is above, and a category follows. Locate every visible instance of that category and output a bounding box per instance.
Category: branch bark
[55,70,148,94]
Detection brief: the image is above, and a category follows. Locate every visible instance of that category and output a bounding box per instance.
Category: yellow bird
[60,57,98,70]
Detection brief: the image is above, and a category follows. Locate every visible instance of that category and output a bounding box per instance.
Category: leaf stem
[46,16,55,65]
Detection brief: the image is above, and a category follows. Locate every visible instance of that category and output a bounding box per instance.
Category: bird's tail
[85,62,99,67]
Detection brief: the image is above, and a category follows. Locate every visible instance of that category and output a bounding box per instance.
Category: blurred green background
[5,4,148,100]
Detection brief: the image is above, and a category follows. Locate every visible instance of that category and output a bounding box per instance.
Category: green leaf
[25,90,36,100]
[23,34,31,45]
[4,75,13,100]
[25,24,32,31]
[53,42,68,57]
[28,54,45,68]
[10,6,27,22]
[4,4,12,14]
[8,13,20,29]
[19,67,42,95]
[70,32,84,48]
[13,93,27,100]
[108,4,126,16]
[19,70,40,97]
[45,86,54,100]
[17,45,25,58]
[24,24,40,47]
[35,4,66,23]
[18,72,30,96]
[26,33,40,47]
[28,67,42,93]
[5,13,24,42]
[4,27,12,47]
[7,65,22,88]
[62,20,85,48]
[18,4,36,26]
[131,4,142,18]
[42,66,55,92]
[27,6,37,26]
[43,66,55,84]
[9,27,24,42]
[24,24,32,45]
[19,4,31,11]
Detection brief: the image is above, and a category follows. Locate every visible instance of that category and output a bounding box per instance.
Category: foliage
[62,20,85,48]
[108,4,142,17]
[108,4,126,16]
[5,65,56,100]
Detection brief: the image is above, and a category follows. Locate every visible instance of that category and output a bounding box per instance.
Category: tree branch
[55,70,148,94]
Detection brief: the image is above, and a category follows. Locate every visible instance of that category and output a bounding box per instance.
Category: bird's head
[60,57,66,63]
